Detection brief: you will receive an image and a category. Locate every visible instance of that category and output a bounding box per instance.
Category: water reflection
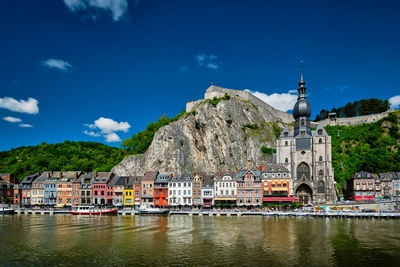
[0,215,400,266]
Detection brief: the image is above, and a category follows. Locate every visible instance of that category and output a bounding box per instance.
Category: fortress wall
[318,112,389,127]
[186,100,203,113]
[204,86,294,124]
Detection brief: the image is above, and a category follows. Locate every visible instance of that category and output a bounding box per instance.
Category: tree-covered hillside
[326,111,400,193]
[0,141,127,180]
[315,98,390,121]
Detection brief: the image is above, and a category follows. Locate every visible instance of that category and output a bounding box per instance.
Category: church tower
[276,71,337,204]
[293,74,312,150]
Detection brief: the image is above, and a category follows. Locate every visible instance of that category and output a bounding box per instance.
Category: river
[0,215,399,266]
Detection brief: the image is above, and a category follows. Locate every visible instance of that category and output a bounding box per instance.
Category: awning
[262,197,298,202]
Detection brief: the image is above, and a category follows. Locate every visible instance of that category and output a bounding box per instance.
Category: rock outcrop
[112,87,293,176]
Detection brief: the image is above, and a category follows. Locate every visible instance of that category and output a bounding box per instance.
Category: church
[276,74,337,204]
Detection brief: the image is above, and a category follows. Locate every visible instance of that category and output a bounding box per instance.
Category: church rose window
[297,163,310,180]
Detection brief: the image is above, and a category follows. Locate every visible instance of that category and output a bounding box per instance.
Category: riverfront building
[154,173,169,207]
[192,172,203,206]
[276,74,337,204]
[31,172,48,205]
[44,172,60,206]
[168,176,193,206]
[201,175,214,207]
[236,170,262,206]
[124,177,134,207]
[92,172,114,205]
[110,176,125,207]
[214,171,237,207]
[21,174,39,206]
[79,173,94,205]
[141,171,158,205]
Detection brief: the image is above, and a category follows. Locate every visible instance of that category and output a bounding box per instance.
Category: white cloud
[245,89,298,112]
[42,59,73,72]
[105,133,121,142]
[194,54,222,70]
[83,130,101,137]
[84,117,130,142]
[0,97,39,114]
[3,116,22,123]
[63,0,129,21]
[19,123,33,128]
[389,95,400,109]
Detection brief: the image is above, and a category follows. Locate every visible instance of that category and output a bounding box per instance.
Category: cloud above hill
[84,117,131,142]
[245,89,297,112]
[389,95,400,109]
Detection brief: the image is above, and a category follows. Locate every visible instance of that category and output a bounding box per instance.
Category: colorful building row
[343,171,400,201]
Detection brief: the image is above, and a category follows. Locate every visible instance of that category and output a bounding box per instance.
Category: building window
[285,158,288,163]
[301,119,305,126]
[285,141,288,146]
[319,138,323,144]
[319,170,324,176]
[319,156,323,162]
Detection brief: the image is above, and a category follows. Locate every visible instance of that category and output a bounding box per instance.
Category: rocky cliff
[112,89,293,176]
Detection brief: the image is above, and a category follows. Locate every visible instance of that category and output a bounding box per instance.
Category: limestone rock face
[112,96,292,176]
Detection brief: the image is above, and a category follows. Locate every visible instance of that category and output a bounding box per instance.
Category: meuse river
[0,215,399,266]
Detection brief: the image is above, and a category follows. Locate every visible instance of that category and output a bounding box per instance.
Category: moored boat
[138,205,169,215]
[70,205,117,215]
[0,207,15,215]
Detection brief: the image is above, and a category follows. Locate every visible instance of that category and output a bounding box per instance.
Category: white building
[276,74,337,204]
[214,171,237,206]
[168,176,193,206]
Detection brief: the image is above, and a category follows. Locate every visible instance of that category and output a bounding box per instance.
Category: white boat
[0,207,15,215]
[138,205,169,215]
[70,205,117,215]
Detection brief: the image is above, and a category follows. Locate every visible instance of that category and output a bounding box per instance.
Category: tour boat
[0,207,15,215]
[70,205,118,215]
[138,205,169,215]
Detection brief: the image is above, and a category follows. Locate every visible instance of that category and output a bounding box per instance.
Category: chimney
[94,171,98,178]
[125,177,128,185]
[258,165,263,171]
[47,172,50,178]
[75,172,78,179]
[59,172,62,179]
[170,173,173,179]
[219,169,221,177]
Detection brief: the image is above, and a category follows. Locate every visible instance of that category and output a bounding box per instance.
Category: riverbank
[8,209,400,219]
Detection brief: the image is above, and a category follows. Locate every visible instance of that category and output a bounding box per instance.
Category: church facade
[276,74,337,204]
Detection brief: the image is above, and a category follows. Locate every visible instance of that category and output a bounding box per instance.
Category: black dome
[293,99,312,119]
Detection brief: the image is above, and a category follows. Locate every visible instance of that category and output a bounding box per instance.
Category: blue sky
[1,0,400,151]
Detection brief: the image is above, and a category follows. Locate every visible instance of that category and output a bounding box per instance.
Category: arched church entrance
[296,184,313,204]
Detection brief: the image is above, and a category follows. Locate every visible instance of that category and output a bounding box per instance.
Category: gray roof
[215,171,236,180]
[312,124,328,137]
[236,170,261,181]
[155,173,170,183]
[169,176,192,182]
[202,175,214,187]
[21,174,39,184]
[143,170,159,181]
[279,127,293,138]
[92,172,113,184]
[262,164,289,173]
[110,176,127,186]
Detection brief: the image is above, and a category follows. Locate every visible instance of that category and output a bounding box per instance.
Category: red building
[92,172,114,206]
[0,173,17,204]
[154,173,170,207]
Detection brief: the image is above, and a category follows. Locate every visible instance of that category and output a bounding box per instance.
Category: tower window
[319,156,323,161]
[319,170,324,176]
[285,141,288,146]
[301,131,305,136]
[284,132,288,137]
[301,119,305,126]
[318,129,323,135]
[319,138,323,144]
[285,158,288,163]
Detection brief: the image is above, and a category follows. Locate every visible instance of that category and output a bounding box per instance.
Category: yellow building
[124,179,134,207]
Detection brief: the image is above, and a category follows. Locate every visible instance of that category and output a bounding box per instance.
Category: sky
[1,0,400,151]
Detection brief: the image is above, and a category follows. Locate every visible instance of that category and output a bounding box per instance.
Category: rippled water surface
[1,215,400,266]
